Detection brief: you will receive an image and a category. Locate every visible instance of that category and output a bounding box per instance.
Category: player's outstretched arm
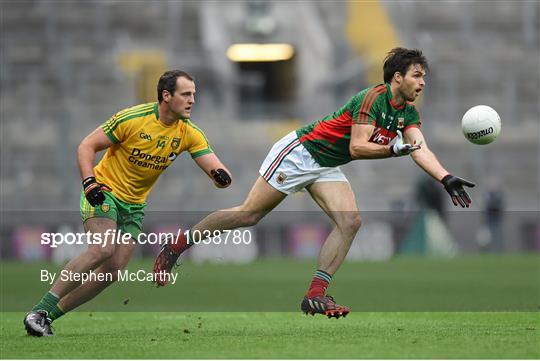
[405,127,475,207]
[193,153,232,188]
[350,124,420,159]
[78,127,114,206]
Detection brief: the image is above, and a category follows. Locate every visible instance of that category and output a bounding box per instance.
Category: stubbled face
[165,76,196,119]
[398,64,426,102]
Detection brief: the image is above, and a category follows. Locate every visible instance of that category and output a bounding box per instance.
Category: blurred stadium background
[1,0,539,265]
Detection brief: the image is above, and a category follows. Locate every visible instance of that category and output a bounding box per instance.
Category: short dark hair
[383,48,428,84]
[157,70,194,102]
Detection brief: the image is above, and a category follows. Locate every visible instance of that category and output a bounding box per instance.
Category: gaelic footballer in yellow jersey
[24,70,232,337]
[96,102,213,204]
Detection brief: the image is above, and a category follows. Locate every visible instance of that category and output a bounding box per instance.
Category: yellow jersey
[94,102,212,204]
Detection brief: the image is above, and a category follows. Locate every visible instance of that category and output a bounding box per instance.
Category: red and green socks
[169,230,194,254]
[306,269,332,298]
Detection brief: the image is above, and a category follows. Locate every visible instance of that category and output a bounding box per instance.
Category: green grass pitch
[1,255,539,358]
[2,312,539,359]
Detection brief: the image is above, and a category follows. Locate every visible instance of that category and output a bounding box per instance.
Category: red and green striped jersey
[296,83,421,167]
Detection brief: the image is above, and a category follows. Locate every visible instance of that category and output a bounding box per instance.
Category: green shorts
[80,190,146,239]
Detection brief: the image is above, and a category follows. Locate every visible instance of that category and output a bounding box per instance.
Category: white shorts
[259,131,349,194]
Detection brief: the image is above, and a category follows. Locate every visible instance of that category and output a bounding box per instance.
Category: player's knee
[88,246,115,263]
[350,212,362,232]
[340,212,362,234]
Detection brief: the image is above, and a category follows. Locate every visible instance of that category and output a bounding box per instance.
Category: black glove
[82,177,111,207]
[441,174,475,208]
[210,169,231,187]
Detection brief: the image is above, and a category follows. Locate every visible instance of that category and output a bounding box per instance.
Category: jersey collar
[153,102,160,120]
[154,102,189,127]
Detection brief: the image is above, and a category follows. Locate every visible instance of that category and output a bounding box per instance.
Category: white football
[461,105,501,145]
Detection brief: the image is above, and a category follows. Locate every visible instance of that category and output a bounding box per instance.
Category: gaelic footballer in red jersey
[154,48,475,318]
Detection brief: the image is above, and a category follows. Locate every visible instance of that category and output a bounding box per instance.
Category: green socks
[32,291,65,321]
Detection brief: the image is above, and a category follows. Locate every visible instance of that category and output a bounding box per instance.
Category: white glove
[390,130,422,157]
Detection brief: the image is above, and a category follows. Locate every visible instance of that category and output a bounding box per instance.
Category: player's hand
[82,176,111,207]
[441,174,475,208]
[390,130,422,157]
[211,169,232,188]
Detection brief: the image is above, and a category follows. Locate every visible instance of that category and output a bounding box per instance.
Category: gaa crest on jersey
[397,117,405,129]
[276,172,287,184]
[101,203,110,213]
[139,132,152,141]
[171,137,181,149]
